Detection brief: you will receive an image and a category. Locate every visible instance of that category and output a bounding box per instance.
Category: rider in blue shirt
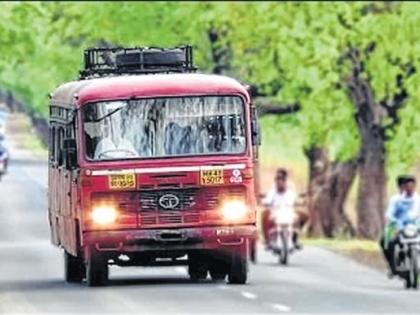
[386,177,420,230]
[381,176,420,277]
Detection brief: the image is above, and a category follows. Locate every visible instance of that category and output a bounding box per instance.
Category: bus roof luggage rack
[80,45,196,79]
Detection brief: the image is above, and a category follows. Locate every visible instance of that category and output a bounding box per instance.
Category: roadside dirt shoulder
[5,113,47,161]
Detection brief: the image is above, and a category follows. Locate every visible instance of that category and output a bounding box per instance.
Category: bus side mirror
[63,139,77,169]
[251,107,261,146]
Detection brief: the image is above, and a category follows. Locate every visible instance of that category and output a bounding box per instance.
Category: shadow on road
[254,261,306,268]
[0,277,224,292]
[108,276,223,287]
[0,279,68,292]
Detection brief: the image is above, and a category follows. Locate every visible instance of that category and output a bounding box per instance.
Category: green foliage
[223,2,420,170]
[0,1,420,174]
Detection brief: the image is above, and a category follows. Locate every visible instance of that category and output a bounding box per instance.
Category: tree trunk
[306,147,328,237]
[343,45,414,239]
[207,28,231,75]
[356,125,386,239]
[344,48,387,239]
[306,146,357,238]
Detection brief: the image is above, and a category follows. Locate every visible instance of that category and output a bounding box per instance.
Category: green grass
[302,238,380,253]
[303,238,386,271]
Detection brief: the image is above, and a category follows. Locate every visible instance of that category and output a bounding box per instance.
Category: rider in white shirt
[263,183,297,217]
[262,168,300,249]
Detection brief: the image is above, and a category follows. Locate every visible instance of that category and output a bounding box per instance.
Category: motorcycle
[393,220,420,289]
[267,208,296,265]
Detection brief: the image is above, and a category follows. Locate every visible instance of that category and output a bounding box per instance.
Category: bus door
[61,123,79,255]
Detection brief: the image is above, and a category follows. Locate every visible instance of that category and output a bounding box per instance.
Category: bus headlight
[91,206,118,225]
[221,200,248,221]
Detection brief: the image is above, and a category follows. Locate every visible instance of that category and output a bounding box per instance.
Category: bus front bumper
[83,225,255,253]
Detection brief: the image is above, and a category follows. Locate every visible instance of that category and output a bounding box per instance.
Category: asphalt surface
[1,147,420,314]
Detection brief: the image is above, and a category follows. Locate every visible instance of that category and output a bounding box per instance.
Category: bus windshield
[83,96,246,160]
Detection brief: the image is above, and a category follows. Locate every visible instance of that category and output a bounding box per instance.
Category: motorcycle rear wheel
[408,246,418,289]
[279,234,289,265]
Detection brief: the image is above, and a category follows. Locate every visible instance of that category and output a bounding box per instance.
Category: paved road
[1,150,420,314]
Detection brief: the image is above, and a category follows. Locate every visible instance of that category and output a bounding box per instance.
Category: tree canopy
[2,2,418,167]
[1,2,420,231]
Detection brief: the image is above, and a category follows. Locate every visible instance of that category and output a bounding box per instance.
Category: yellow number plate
[200,169,224,185]
[108,173,136,189]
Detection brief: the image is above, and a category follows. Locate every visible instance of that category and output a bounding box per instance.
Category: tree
[221,2,360,237]
[2,2,420,239]
[338,2,420,238]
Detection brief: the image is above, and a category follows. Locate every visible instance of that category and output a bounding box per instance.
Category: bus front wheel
[64,251,85,283]
[227,244,248,284]
[85,248,108,287]
[188,252,208,281]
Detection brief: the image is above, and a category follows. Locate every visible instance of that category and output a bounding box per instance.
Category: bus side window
[64,123,77,169]
[57,126,65,167]
[49,125,56,163]
[66,123,74,139]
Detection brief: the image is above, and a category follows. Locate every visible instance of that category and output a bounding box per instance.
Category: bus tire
[209,256,228,281]
[188,253,208,281]
[250,239,257,264]
[86,249,108,287]
[64,251,85,283]
[228,245,248,285]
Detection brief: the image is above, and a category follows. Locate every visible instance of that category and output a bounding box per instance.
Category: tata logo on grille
[158,194,180,210]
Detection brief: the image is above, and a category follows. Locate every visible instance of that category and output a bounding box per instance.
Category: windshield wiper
[92,105,126,122]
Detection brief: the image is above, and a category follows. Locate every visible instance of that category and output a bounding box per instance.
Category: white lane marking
[241,291,257,300]
[271,303,291,312]
[91,163,246,176]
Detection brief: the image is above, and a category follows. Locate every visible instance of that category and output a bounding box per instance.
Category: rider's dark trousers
[380,235,397,274]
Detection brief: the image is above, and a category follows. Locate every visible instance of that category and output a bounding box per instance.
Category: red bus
[48,46,260,286]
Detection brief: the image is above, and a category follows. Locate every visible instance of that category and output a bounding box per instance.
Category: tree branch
[254,97,300,116]
[379,64,416,135]
[207,27,231,75]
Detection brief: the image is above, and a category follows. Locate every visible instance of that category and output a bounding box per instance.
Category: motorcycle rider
[381,175,420,277]
[262,168,300,249]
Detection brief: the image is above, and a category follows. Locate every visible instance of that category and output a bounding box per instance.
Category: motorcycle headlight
[403,224,417,238]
